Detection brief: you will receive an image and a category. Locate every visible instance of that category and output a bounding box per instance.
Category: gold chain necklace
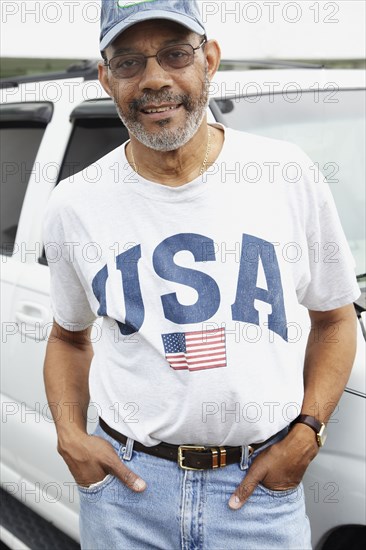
[199,128,212,177]
[130,128,212,178]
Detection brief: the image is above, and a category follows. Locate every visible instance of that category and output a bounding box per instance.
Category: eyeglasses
[104,38,207,79]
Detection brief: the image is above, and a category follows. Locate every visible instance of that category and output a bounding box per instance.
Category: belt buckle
[178,445,206,470]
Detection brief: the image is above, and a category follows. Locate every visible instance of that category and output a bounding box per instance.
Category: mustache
[129,92,192,112]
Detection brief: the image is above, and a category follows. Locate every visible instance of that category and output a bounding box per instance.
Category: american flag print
[162,328,227,372]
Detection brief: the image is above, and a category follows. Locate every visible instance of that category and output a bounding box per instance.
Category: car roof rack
[220,59,325,69]
[0,60,99,89]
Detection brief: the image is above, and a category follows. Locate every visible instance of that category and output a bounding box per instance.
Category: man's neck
[126,122,224,187]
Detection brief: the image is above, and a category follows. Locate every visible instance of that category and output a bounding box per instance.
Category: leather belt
[99,417,285,471]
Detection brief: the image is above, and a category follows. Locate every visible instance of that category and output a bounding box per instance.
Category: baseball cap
[100,0,206,51]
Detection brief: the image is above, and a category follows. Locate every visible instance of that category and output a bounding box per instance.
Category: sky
[1,0,365,60]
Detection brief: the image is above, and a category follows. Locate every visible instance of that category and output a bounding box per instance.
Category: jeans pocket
[77,437,129,494]
[77,473,115,494]
[257,481,302,498]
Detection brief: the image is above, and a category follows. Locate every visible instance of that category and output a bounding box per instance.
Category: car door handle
[15,302,51,340]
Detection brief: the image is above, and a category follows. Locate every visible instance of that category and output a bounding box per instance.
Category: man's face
[100,20,210,151]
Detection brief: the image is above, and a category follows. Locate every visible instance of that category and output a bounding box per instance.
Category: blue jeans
[78,423,312,550]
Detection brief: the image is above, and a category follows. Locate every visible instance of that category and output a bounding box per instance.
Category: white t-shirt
[42,125,360,446]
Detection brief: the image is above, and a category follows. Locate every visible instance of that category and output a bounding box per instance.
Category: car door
[1,85,130,540]
[0,94,86,537]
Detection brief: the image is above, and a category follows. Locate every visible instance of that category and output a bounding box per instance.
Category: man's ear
[204,39,221,80]
[98,61,113,97]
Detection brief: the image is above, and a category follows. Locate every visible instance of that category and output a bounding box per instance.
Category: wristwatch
[291,414,327,447]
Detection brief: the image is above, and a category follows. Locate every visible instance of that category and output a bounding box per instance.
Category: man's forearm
[229,303,358,508]
[301,303,357,425]
[43,321,94,445]
[43,321,146,491]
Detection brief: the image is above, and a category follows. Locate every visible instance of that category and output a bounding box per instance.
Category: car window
[214,89,366,276]
[39,99,128,265]
[58,99,128,182]
[0,102,53,254]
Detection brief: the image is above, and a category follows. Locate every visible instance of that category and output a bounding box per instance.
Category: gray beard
[113,76,210,152]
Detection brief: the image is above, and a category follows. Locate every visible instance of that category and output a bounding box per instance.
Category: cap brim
[100,9,205,51]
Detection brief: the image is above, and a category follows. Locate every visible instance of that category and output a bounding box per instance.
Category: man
[43,1,360,549]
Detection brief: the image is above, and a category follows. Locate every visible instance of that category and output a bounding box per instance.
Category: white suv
[1,64,365,549]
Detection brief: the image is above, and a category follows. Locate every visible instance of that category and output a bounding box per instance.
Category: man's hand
[44,321,146,493]
[228,304,357,510]
[58,431,147,492]
[228,424,318,510]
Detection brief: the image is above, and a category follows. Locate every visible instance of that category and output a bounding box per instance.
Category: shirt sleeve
[42,188,97,331]
[296,151,360,311]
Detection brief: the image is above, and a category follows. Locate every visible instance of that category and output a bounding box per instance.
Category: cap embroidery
[118,0,158,8]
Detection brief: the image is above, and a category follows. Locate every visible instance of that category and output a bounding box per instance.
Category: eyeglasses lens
[159,45,193,70]
[110,45,195,78]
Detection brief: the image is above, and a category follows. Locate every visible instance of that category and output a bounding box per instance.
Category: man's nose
[138,57,174,91]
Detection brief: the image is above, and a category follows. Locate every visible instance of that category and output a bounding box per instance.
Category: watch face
[317,424,327,447]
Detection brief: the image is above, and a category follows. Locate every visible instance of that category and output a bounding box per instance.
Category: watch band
[291,414,322,433]
[290,414,327,447]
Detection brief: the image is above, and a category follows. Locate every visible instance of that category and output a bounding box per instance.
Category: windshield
[215,88,366,276]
